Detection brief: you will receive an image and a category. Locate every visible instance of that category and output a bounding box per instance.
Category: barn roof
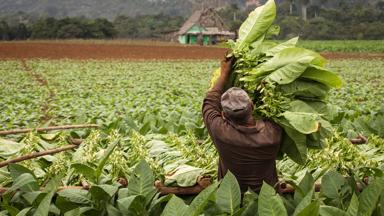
[177,8,232,35]
[178,10,203,35]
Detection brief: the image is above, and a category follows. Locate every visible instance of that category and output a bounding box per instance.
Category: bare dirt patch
[0,42,228,60]
[1,42,383,60]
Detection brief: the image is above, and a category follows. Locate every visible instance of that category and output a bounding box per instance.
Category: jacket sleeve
[202,89,224,134]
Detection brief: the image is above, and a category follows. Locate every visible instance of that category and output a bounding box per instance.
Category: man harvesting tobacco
[202,56,282,194]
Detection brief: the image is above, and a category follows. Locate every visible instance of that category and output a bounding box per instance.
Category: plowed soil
[1,42,383,60]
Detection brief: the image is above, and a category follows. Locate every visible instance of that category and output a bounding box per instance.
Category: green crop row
[0,58,383,215]
[2,159,384,216]
[296,40,384,53]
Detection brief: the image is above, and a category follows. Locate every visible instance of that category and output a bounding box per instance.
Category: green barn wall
[178,35,187,44]
[190,35,197,44]
[203,35,210,45]
[187,25,205,34]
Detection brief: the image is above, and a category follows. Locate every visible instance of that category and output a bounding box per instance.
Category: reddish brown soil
[0,42,383,60]
[0,42,228,60]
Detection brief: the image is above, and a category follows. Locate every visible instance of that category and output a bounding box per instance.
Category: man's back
[202,89,282,193]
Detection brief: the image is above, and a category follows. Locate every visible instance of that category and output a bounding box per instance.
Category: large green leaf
[258,182,287,216]
[22,191,44,205]
[161,195,188,216]
[0,138,23,157]
[265,37,299,56]
[282,111,320,134]
[320,206,348,216]
[95,138,120,181]
[377,193,384,216]
[7,173,39,193]
[295,201,320,216]
[164,165,203,187]
[236,0,276,50]
[1,204,19,216]
[184,182,219,216]
[240,190,259,215]
[346,193,358,216]
[57,188,92,205]
[289,100,319,113]
[63,207,94,216]
[241,200,259,216]
[280,124,307,165]
[320,171,346,199]
[106,204,121,216]
[293,188,314,216]
[252,47,326,78]
[70,163,96,182]
[306,119,333,149]
[117,195,146,216]
[8,164,36,180]
[301,65,342,88]
[294,172,315,204]
[128,160,156,204]
[15,208,32,216]
[265,60,311,85]
[90,184,118,201]
[278,80,329,99]
[34,191,55,216]
[357,178,384,216]
[215,171,241,215]
[149,194,173,216]
[34,178,59,216]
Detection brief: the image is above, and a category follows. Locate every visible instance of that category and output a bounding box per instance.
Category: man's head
[221,87,253,124]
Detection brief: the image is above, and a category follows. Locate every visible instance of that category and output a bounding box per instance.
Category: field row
[1,59,383,135]
[0,59,383,180]
[1,42,384,61]
[0,58,383,215]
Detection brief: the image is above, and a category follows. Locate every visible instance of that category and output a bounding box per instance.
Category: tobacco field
[0,57,383,215]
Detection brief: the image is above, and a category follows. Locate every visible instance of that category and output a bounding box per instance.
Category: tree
[0,20,10,40]
[113,15,138,38]
[9,23,30,40]
[299,0,310,21]
[93,18,117,38]
[56,23,84,39]
[289,0,294,15]
[30,17,58,39]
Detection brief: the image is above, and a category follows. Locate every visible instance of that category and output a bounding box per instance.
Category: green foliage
[258,182,287,216]
[297,40,384,53]
[212,0,342,165]
[1,161,384,216]
[0,2,383,213]
[215,171,241,215]
[113,14,183,39]
[160,195,187,216]
[127,159,156,204]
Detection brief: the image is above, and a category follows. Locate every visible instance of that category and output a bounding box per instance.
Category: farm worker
[202,56,282,194]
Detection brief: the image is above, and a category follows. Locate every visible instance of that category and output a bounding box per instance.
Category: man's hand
[211,55,235,92]
[220,56,235,79]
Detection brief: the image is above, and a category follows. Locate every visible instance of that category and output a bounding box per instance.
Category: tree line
[0,1,383,41]
[0,15,183,40]
[219,1,384,40]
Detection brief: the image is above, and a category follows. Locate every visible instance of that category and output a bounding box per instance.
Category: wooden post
[0,140,82,168]
[0,124,99,136]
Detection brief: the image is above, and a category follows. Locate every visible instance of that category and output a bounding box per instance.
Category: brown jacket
[202,89,282,193]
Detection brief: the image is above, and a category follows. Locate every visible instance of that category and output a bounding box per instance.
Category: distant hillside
[0,0,380,20]
[0,0,245,20]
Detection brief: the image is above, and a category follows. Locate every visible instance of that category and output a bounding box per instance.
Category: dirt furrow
[1,42,384,60]
[21,60,56,124]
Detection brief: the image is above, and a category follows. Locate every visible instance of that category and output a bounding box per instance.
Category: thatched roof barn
[177,8,235,45]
